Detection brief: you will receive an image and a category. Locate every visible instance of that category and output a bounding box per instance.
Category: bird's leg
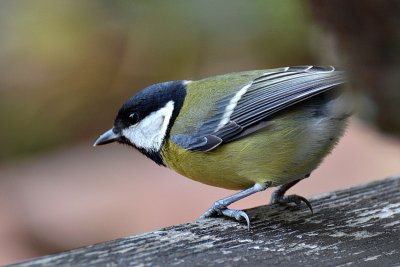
[270,174,313,214]
[200,181,272,229]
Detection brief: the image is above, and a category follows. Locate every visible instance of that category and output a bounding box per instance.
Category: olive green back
[170,70,271,136]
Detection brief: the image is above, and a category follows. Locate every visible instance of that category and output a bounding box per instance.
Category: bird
[94,65,352,229]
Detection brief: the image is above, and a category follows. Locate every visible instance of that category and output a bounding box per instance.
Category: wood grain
[12,177,400,267]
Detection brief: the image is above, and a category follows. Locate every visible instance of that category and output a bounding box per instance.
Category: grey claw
[272,194,313,214]
[199,206,251,229]
[221,209,251,230]
[242,212,251,230]
[199,208,217,219]
[294,195,313,214]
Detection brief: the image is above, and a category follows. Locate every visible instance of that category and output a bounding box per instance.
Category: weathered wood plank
[11,177,400,267]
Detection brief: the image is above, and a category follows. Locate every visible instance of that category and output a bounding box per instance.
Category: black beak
[93,128,121,146]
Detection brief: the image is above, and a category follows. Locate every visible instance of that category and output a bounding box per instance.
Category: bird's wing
[171,66,346,151]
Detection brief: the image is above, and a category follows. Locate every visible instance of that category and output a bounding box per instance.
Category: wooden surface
[12,177,400,267]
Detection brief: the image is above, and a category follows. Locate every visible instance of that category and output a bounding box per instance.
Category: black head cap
[114,81,186,133]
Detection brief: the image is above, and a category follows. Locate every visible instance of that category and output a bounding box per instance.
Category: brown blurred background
[0,1,399,265]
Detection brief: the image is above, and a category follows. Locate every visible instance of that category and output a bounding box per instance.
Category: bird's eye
[128,112,139,125]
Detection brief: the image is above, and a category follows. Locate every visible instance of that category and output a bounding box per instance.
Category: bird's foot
[270,193,313,214]
[199,200,251,230]
[198,183,272,230]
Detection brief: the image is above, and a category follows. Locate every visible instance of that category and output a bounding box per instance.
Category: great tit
[94,65,351,229]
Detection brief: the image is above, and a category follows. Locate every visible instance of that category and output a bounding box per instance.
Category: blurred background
[0,0,399,265]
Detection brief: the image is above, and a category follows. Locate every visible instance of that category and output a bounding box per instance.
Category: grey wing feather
[173,66,346,151]
[171,134,222,152]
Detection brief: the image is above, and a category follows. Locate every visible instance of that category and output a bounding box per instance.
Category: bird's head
[94,80,186,165]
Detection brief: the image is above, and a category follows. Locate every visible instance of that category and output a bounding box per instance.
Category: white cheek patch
[122,101,175,151]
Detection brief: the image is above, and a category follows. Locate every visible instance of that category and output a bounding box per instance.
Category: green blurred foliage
[0,0,314,162]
